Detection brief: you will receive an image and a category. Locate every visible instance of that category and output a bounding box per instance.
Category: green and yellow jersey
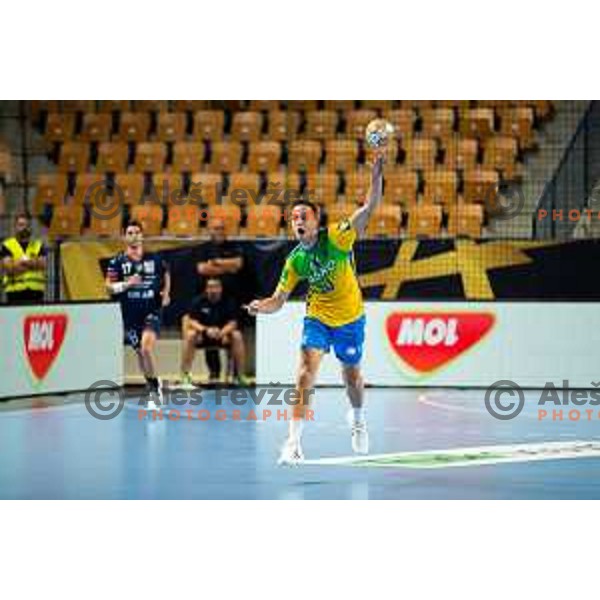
[275,219,363,327]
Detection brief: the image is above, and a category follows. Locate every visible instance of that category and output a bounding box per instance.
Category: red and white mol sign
[23,314,68,380]
[385,312,495,373]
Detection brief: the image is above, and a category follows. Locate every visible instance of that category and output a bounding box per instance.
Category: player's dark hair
[290,198,319,215]
[125,219,144,232]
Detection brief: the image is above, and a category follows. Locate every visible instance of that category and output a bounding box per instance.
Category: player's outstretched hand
[243,300,261,316]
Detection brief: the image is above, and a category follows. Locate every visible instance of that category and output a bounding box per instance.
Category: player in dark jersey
[105,220,170,409]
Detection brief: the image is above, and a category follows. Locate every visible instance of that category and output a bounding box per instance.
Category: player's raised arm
[350,154,384,237]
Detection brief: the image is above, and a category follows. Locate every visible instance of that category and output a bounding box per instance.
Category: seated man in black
[180,277,248,386]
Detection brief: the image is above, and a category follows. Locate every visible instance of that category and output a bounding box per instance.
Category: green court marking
[354,451,508,468]
[304,440,600,469]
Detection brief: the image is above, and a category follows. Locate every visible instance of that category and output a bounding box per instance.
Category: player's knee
[232,330,243,343]
[343,367,363,389]
[184,330,197,343]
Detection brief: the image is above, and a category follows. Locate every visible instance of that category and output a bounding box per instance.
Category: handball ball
[365,118,395,149]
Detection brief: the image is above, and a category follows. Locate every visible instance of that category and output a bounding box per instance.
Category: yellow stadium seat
[228,173,261,206]
[248,141,281,172]
[407,205,443,238]
[288,140,322,172]
[460,108,495,139]
[130,204,164,236]
[72,174,109,205]
[157,112,187,142]
[268,110,300,141]
[34,174,68,213]
[45,113,76,143]
[194,110,225,141]
[345,172,371,203]
[89,211,123,238]
[246,205,282,237]
[305,173,339,206]
[422,169,458,207]
[166,205,200,237]
[231,112,263,142]
[324,140,359,173]
[463,169,499,204]
[48,205,84,239]
[116,112,150,142]
[483,137,519,179]
[345,110,378,139]
[173,142,205,172]
[447,203,484,238]
[403,138,437,169]
[134,143,167,173]
[58,142,89,173]
[364,205,402,238]
[189,173,224,204]
[80,113,112,142]
[499,107,535,149]
[420,108,455,139]
[304,111,338,140]
[385,109,416,137]
[384,170,419,208]
[151,173,185,205]
[209,142,242,173]
[115,173,145,205]
[443,137,479,170]
[266,172,301,206]
[96,142,129,173]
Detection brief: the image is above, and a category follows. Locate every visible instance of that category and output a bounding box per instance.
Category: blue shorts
[123,311,161,351]
[301,315,366,366]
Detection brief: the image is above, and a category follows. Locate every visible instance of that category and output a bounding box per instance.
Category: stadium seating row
[28,100,553,119]
[33,169,500,215]
[40,108,537,147]
[44,137,521,178]
[46,202,484,240]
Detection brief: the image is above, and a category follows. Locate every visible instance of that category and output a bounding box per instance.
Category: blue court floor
[1,387,600,499]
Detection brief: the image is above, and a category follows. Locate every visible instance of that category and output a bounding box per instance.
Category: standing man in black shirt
[180,277,248,386]
[195,217,246,380]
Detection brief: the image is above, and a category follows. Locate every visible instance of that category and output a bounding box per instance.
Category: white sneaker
[278,437,304,466]
[351,421,369,454]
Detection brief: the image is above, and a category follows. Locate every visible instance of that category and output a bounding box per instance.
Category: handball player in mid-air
[245,154,384,465]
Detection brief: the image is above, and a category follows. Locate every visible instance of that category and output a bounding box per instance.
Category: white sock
[289,418,304,442]
[353,406,366,423]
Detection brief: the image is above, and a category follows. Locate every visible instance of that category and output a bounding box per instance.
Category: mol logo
[23,314,68,380]
[385,312,495,373]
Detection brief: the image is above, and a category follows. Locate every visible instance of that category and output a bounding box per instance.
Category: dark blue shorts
[301,315,366,366]
[123,311,161,351]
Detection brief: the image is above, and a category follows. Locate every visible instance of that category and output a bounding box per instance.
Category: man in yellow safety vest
[1,213,47,305]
